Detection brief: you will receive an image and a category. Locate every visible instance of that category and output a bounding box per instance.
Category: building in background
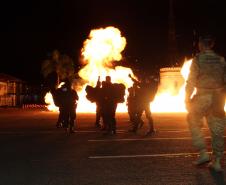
[0,73,25,107]
[159,67,183,95]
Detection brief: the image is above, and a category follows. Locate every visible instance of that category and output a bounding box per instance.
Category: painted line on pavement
[89,136,226,142]
[75,128,207,134]
[0,128,210,135]
[159,128,208,133]
[89,151,226,159]
[0,130,124,134]
[77,128,208,134]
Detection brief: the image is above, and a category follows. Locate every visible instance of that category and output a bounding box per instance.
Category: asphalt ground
[0,108,225,185]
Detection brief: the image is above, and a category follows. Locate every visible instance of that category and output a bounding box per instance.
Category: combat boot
[145,128,157,136]
[69,126,76,133]
[138,120,144,129]
[65,127,69,134]
[193,151,210,165]
[128,128,137,133]
[56,122,62,128]
[112,129,116,135]
[208,157,223,172]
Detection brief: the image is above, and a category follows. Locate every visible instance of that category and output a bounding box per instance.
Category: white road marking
[74,128,207,134]
[0,128,212,135]
[89,151,226,159]
[159,128,208,133]
[75,128,208,134]
[89,136,226,142]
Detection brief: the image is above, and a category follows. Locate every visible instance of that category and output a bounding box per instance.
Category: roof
[0,73,24,83]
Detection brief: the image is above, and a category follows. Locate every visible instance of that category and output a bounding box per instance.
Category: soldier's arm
[185,58,199,102]
[74,91,79,101]
[129,74,140,86]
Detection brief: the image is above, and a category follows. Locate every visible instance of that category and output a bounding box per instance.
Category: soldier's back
[195,51,226,89]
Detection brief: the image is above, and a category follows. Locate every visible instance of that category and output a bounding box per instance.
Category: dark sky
[1,0,226,83]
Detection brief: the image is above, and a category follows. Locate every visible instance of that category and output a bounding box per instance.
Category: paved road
[0,108,225,185]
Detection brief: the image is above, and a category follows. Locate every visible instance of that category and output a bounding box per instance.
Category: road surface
[0,108,225,185]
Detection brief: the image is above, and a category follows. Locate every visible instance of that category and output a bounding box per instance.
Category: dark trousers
[61,106,76,129]
[102,104,117,133]
[95,104,101,125]
[137,103,154,131]
[56,107,63,126]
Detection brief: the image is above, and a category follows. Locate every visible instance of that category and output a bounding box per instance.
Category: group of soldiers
[91,76,122,135]
[92,75,159,135]
[52,73,158,136]
[50,35,226,172]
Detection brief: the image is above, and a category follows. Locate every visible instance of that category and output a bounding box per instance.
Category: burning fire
[76,26,135,113]
[45,26,135,112]
[44,92,58,111]
[151,59,192,113]
[44,82,65,111]
[44,26,196,113]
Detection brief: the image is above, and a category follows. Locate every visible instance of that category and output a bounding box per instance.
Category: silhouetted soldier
[127,84,137,125]
[94,76,102,128]
[101,76,118,135]
[127,82,142,132]
[59,80,79,133]
[53,87,64,128]
[129,74,158,135]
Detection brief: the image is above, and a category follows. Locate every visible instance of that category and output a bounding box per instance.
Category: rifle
[96,76,101,88]
[128,74,140,87]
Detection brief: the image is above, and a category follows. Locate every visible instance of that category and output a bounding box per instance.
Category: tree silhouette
[41,50,75,91]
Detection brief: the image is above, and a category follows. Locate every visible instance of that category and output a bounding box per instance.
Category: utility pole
[192,29,198,57]
[168,0,178,66]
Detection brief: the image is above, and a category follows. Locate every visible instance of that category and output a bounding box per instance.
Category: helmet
[199,35,215,48]
[62,79,71,89]
[105,76,111,83]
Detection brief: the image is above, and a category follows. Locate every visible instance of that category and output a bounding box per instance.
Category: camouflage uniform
[185,50,226,158]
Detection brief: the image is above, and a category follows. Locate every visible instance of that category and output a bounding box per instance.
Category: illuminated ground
[0,108,225,185]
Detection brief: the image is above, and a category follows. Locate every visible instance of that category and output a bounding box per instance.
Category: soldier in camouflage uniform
[128,74,158,135]
[185,35,226,172]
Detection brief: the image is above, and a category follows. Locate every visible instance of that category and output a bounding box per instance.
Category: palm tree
[57,54,75,82]
[41,50,60,91]
[41,50,75,91]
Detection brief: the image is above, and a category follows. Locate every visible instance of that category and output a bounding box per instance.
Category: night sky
[1,0,226,83]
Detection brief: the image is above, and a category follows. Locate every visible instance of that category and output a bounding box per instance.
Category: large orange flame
[151,59,192,112]
[44,27,198,113]
[76,26,135,113]
[44,82,65,111]
[45,26,136,112]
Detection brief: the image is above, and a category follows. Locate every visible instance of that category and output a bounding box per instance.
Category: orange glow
[44,27,197,113]
[44,92,58,112]
[44,82,65,112]
[151,59,193,113]
[45,26,136,113]
[76,26,135,113]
